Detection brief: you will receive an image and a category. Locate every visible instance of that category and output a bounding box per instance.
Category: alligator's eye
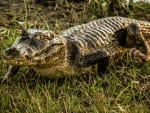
[22,36,30,39]
[19,36,30,43]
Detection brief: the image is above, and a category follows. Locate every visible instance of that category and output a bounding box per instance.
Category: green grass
[0,0,150,113]
[0,65,149,113]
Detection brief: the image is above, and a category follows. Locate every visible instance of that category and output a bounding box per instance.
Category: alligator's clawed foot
[129,48,146,64]
[0,76,12,84]
[143,41,150,61]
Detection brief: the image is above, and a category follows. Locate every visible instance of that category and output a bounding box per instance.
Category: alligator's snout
[3,47,20,59]
[3,47,34,60]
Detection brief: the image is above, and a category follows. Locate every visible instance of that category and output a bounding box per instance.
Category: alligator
[2,16,150,82]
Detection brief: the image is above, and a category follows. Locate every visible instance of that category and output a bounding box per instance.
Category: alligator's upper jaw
[3,52,49,66]
[3,47,37,66]
[3,53,37,66]
[3,58,38,66]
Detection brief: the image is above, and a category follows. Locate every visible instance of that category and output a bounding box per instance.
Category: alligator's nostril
[3,47,20,58]
[4,49,8,55]
[4,48,11,54]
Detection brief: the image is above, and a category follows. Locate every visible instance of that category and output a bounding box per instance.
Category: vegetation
[0,0,150,112]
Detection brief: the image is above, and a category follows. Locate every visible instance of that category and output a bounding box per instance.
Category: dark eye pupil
[21,36,29,41]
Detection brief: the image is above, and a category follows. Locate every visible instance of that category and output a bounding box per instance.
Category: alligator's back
[62,16,150,37]
[62,16,150,55]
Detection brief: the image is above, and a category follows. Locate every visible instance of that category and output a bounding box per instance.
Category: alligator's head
[3,29,66,66]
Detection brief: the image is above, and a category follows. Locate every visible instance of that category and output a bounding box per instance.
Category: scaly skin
[2,16,150,82]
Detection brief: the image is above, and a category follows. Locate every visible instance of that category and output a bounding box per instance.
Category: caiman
[2,16,150,81]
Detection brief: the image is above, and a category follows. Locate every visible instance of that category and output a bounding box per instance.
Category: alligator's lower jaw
[33,66,81,78]
[3,59,38,66]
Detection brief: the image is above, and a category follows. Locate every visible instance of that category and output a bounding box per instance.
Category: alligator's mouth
[3,57,38,66]
[3,53,54,66]
[3,48,45,66]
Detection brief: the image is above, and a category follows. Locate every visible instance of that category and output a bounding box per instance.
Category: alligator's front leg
[126,23,145,47]
[78,49,109,76]
[1,65,19,83]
